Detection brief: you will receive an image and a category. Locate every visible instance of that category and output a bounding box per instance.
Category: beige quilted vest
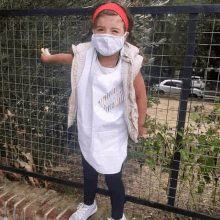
[68,41,143,143]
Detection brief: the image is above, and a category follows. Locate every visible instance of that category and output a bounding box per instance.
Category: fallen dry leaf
[52,166,71,172]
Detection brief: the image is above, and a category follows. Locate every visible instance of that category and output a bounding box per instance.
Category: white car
[191,76,205,89]
[152,79,204,98]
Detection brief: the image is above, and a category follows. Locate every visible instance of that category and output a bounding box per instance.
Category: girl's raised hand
[41,48,51,63]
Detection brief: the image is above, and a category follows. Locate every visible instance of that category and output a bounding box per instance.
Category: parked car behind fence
[151,79,204,98]
[191,76,205,89]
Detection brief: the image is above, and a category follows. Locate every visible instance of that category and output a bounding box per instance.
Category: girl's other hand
[41,48,51,63]
[138,125,147,139]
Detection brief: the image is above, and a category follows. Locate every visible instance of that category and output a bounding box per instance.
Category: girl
[41,2,147,220]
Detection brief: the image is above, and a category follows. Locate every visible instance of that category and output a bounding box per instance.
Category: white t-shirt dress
[77,49,128,174]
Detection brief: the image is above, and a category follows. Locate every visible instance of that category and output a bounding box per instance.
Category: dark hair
[81,1,148,63]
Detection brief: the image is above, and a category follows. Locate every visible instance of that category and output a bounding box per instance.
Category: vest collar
[122,42,140,63]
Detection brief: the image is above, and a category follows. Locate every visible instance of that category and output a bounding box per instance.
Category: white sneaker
[107,214,127,220]
[69,201,97,220]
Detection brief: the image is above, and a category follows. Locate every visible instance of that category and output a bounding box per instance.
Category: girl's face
[93,14,126,37]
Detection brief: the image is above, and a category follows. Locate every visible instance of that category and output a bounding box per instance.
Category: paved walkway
[0,176,139,220]
[0,177,115,220]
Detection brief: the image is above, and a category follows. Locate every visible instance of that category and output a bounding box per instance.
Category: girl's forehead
[95,15,124,27]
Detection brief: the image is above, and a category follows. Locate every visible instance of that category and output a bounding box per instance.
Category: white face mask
[91,32,128,56]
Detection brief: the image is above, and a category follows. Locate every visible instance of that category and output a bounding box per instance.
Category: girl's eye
[112,30,119,34]
[97,28,104,32]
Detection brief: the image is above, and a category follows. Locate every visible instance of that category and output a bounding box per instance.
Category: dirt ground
[60,147,219,220]
[57,154,187,220]
[147,97,216,134]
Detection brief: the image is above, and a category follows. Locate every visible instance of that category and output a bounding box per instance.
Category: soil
[54,152,219,219]
[147,97,216,133]
[53,154,185,220]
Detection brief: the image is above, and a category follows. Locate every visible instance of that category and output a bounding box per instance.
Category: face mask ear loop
[124,32,129,40]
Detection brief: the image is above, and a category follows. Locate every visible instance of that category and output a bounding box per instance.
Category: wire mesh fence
[0,4,220,219]
[0,0,219,10]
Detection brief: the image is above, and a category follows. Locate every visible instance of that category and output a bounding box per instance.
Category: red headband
[92,3,129,31]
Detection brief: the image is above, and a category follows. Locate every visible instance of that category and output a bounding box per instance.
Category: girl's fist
[41,48,51,63]
[138,125,147,139]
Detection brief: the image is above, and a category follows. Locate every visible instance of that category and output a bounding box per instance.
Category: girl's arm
[41,48,73,66]
[134,72,148,138]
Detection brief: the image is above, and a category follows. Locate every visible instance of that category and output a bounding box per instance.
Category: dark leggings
[82,156,125,220]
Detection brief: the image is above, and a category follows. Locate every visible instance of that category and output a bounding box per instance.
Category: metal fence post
[167,13,199,206]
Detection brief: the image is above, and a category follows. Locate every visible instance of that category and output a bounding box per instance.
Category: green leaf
[203,173,211,184]
[145,158,155,170]
[203,115,211,124]
[180,149,188,161]
[200,165,206,173]
[177,132,183,137]
[153,141,161,152]
[168,134,177,145]
[215,104,220,110]
[156,132,165,141]
[214,147,220,154]
[190,112,200,121]
[197,182,205,194]
[206,157,214,168]
[200,157,214,174]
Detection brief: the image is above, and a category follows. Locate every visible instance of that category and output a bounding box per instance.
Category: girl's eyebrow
[96,25,105,28]
[111,27,120,30]
[96,26,120,30]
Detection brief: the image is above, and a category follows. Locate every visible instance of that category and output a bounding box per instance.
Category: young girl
[41,2,147,220]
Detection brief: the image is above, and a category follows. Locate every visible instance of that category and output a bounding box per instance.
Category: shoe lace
[75,203,91,218]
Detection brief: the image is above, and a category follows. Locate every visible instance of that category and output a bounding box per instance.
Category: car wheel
[189,93,198,98]
[159,90,165,94]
